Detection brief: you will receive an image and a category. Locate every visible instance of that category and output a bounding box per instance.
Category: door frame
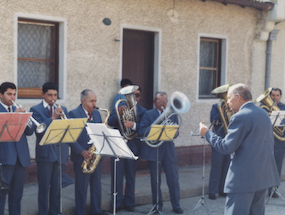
[120,25,161,99]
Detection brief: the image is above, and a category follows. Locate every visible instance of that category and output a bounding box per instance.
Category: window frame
[14,13,67,102]
[197,34,227,102]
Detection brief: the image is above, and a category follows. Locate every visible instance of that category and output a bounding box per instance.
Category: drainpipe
[265,29,279,89]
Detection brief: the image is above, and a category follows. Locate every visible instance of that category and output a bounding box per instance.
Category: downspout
[265,29,279,89]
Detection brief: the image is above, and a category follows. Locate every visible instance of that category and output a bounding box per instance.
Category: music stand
[39,118,87,215]
[86,123,138,215]
[0,112,31,142]
[267,111,285,204]
[141,124,179,215]
[190,121,216,215]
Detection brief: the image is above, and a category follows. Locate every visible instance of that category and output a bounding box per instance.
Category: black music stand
[190,121,215,215]
[267,111,285,204]
[86,123,138,215]
[141,124,179,215]
[39,118,87,215]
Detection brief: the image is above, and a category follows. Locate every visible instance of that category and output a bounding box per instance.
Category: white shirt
[43,100,54,115]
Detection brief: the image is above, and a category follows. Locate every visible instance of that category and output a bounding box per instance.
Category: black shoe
[173,208,183,214]
[125,206,134,212]
[219,192,227,197]
[208,193,216,200]
[91,212,109,215]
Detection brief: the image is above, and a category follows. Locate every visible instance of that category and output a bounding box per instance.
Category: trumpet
[12,100,46,133]
[52,100,67,120]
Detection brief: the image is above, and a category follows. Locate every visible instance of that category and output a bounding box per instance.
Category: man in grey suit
[199,83,280,215]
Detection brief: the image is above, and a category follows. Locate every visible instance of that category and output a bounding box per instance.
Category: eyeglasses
[135,93,141,98]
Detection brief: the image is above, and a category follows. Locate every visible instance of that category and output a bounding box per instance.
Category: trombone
[12,100,46,133]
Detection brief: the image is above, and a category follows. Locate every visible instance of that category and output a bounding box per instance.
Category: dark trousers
[209,146,230,194]
[73,162,102,215]
[0,159,25,215]
[111,157,137,208]
[268,147,285,194]
[148,147,181,211]
[37,161,62,215]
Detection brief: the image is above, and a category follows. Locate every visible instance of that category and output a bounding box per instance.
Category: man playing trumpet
[0,82,35,215]
[199,83,279,215]
[30,82,70,215]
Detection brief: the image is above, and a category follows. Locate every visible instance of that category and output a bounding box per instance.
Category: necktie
[49,105,53,117]
[88,112,92,122]
[8,106,11,112]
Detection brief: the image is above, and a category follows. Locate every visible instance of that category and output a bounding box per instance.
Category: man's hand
[81,150,92,160]
[199,122,209,137]
[52,107,64,120]
[123,120,134,128]
[118,105,127,116]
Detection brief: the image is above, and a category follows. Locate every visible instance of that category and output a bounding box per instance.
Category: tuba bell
[144,91,190,148]
[256,88,285,141]
[115,85,139,140]
[81,107,110,174]
[211,84,234,134]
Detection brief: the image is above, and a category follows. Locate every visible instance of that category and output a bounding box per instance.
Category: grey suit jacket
[206,102,280,193]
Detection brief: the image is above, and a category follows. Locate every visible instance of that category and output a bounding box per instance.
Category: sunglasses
[135,93,141,98]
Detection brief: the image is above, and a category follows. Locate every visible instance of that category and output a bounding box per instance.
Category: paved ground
[4,160,285,215]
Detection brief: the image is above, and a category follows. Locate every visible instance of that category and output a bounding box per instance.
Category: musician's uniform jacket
[30,101,69,164]
[138,108,182,211]
[261,101,285,178]
[0,103,35,215]
[208,104,230,195]
[107,103,146,209]
[30,101,69,215]
[205,102,279,213]
[69,104,103,215]
[271,102,285,178]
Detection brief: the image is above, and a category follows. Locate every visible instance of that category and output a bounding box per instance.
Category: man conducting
[199,83,280,215]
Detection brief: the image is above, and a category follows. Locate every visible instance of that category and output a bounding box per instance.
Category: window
[198,38,222,99]
[17,18,59,99]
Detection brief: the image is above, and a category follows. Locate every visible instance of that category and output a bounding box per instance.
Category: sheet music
[270,111,285,126]
[86,123,138,160]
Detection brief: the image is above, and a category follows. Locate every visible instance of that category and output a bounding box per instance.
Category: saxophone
[81,107,110,174]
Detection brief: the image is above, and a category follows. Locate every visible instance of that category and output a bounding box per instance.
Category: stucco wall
[0,0,268,158]
[271,22,285,93]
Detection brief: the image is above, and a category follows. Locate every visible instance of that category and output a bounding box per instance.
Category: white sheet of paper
[86,123,138,160]
[270,111,285,126]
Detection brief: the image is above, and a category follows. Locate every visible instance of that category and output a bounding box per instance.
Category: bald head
[228,83,252,102]
[81,89,97,113]
[227,83,252,112]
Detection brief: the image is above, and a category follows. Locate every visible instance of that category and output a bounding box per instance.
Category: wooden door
[122,29,154,110]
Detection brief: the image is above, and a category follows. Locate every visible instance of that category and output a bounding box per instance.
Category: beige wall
[0,0,271,157]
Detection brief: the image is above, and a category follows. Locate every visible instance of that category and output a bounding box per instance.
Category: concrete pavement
[4,160,285,215]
